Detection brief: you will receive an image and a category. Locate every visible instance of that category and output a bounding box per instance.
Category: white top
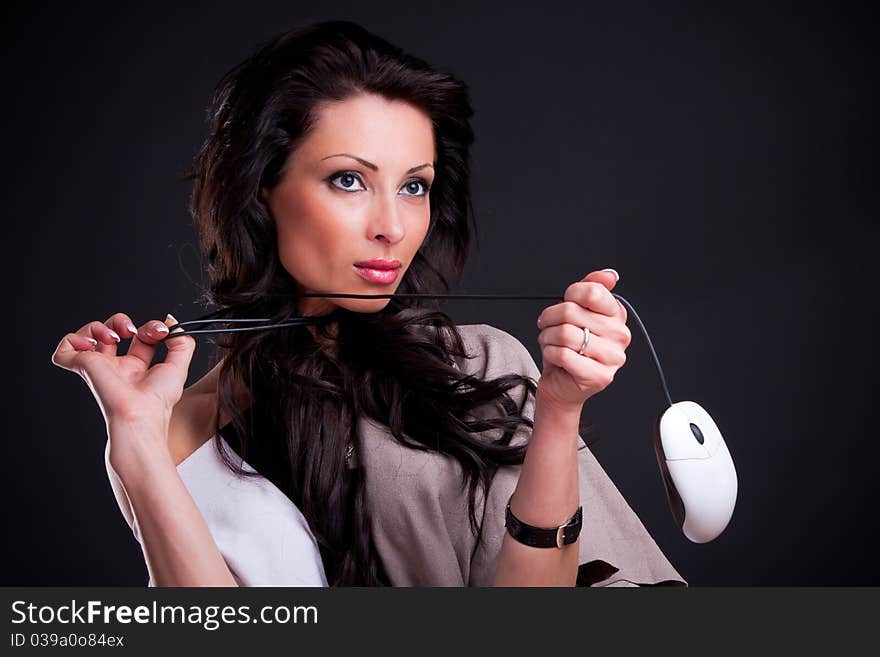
[105,435,328,587]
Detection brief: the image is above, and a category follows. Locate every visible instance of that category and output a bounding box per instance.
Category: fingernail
[85,337,97,346]
[602,268,620,282]
[155,323,169,334]
[108,329,121,343]
[166,313,183,334]
[126,323,138,335]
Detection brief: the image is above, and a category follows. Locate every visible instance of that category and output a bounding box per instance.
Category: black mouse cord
[164,292,674,407]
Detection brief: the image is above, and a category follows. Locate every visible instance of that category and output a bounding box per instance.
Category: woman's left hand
[535,268,632,409]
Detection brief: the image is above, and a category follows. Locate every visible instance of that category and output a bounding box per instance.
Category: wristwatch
[504,495,583,549]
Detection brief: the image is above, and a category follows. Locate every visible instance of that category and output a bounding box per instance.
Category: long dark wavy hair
[183,20,587,586]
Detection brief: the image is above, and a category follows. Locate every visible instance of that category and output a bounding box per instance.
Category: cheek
[412,205,432,245]
[274,194,352,277]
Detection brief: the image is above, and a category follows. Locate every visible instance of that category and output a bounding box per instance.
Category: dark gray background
[3,1,876,585]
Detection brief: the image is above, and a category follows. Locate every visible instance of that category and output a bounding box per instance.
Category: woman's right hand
[50,312,197,452]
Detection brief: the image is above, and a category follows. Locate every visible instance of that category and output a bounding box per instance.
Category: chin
[336,296,394,314]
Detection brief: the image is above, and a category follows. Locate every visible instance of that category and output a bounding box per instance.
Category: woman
[51,20,686,587]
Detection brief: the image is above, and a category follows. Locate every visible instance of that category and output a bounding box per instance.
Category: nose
[367,191,407,245]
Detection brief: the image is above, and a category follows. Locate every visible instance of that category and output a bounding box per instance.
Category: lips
[353,263,401,285]
[353,259,401,270]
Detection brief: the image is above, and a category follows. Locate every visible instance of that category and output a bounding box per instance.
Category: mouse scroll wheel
[689,422,705,445]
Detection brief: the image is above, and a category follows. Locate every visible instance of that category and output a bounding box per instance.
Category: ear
[258,186,271,212]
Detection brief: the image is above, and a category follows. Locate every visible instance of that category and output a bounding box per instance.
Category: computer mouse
[652,400,737,543]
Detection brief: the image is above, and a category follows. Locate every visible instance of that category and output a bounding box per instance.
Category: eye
[327,171,366,192]
[400,178,431,197]
[326,170,432,197]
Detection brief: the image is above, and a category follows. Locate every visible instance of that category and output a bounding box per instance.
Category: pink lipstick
[353,259,401,285]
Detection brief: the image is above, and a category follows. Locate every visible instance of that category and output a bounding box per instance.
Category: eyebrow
[321,153,434,174]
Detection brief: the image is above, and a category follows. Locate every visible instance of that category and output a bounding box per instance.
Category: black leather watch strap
[504,495,583,549]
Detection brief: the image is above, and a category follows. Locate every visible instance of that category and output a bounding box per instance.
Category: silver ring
[578,325,591,355]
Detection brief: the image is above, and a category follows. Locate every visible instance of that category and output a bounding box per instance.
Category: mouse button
[659,406,711,460]
[702,425,724,457]
[665,442,711,461]
[689,420,724,457]
[686,402,723,454]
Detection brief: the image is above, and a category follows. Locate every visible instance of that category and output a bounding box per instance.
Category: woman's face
[262,92,436,317]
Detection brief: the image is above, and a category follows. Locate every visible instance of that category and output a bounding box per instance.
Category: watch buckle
[556,525,565,549]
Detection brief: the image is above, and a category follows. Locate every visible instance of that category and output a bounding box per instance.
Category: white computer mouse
[652,400,737,543]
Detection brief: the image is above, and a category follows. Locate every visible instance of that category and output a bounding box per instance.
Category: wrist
[506,493,583,549]
[112,448,176,491]
[535,386,584,418]
[107,426,173,482]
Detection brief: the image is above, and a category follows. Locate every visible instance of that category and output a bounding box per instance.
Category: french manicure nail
[108,330,121,342]
[166,313,183,333]
[85,337,98,346]
[126,323,138,335]
[602,268,620,282]
[155,324,169,334]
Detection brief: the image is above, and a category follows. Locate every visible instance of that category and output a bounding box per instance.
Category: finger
[537,301,621,337]
[161,313,197,372]
[584,269,627,320]
[563,280,620,318]
[69,320,122,357]
[126,317,170,368]
[94,325,121,357]
[541,343,615,389]
[94,312,140,357]
[581,268,619,290]
[50,332,100,371]
[104,312,140,341]
[538,324,627,367]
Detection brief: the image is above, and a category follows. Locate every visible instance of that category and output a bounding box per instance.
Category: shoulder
[169,360,250,466]
[454,323,540,381]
